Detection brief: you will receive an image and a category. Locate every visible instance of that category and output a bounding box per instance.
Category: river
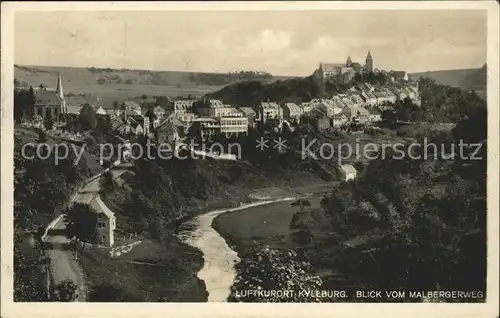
[177,197,295,302]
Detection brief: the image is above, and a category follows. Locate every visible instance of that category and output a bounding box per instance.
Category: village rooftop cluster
[21,52,421,151]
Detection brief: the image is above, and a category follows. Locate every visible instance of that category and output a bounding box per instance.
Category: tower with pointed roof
[346,56,353,67]
[365,51,373,72]
[56,73,66,114]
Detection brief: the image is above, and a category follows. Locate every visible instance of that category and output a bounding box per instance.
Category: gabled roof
[89,196,115,218]
[123,100,141,110]
[174,100,196,110]
[238,107,256,116]
[34,90,62,106]
[356,107,370,115]
[285,103,302,113]
[340,164,357,174]
[321,63,345,72]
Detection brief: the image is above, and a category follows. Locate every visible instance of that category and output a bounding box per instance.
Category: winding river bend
[177,198,295,302]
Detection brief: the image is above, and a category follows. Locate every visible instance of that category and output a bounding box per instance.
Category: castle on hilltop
[316,51,374,84]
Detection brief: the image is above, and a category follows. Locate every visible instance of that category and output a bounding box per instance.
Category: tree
[44,113,54,130]
[145,108,156,127]
[13,227,49,301]
[37,130,47,143]
[64,203,98,243]
[78,103,97,131]
[89,282,125,302]
[52,279,78,302]
[99,170,116,196]
[229,246,323,302]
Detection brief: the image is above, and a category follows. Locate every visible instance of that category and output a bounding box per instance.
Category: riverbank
[179,197,296,302]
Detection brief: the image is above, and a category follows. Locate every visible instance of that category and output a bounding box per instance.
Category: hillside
[14,65,289,108]
[409,65,486,91]
[205,75,325,106]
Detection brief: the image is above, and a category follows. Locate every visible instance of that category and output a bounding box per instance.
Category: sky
[14,10,487,76]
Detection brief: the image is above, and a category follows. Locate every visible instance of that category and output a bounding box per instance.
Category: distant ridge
[409,64,486,91]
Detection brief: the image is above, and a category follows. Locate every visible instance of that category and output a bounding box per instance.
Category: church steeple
[346,56,352,67]
[365,51,373,72]
[56,73,66,114]
[56,73,64,100]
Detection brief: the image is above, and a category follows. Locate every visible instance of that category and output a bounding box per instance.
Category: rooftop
[340,164,357,174]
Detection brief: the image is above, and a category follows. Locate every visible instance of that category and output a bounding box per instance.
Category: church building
[33,74,66,120]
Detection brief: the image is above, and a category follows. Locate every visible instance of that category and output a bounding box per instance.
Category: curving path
[43,168,126,301]
[178,197,295,302]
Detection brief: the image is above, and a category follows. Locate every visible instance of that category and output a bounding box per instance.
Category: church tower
[56,73,66,114]
[365,51,373,72]
[346,56,352,67]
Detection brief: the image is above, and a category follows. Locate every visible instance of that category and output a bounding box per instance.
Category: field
[212,196,323,252]
[14,64,287,108]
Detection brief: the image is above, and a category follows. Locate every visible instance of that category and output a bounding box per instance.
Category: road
[43,168,127,301]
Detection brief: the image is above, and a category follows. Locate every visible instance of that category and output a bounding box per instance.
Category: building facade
[33,74,66,120]
[90,196,116,247]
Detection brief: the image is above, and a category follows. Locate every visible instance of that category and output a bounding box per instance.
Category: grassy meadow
[14,64,288,108]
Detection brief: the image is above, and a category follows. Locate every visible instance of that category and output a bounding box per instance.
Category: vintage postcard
[1,1,499,317]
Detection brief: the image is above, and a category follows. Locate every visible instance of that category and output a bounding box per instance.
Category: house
[391,71,409,82]
[90,196,116,247]
[191,118,221,140]
[153,106,166,120]
[318,100,339,118]
[156,117,184,145]
[116,123,133,136]
[238,107,257,127]
[339,164,357,182]
[123,101,142,115]
[368,107,382,123]
[349,93,365,107]
[356,106,370,124]
[127,115,150,135]
[331,96,347,108]
[332,113,348,127]
[381,88,397,103]
[174,99,196,115]
[312,109,331,130]
[342,106,358,123]
[220,116,249,137]
[299,102,315,114]
[257,101,281,121]
[379,105,395,113]
[95,106,108,116]
[283,103,303,121]
[197,99,237,117]
[360,91,378,106]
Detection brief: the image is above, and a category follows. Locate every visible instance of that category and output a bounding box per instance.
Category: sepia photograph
[1,1,499,318]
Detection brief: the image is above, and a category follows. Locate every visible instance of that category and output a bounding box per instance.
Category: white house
[283,103,303,121]
[339,164,357,182]
[95,106,108,115]
[90,196,116,247]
